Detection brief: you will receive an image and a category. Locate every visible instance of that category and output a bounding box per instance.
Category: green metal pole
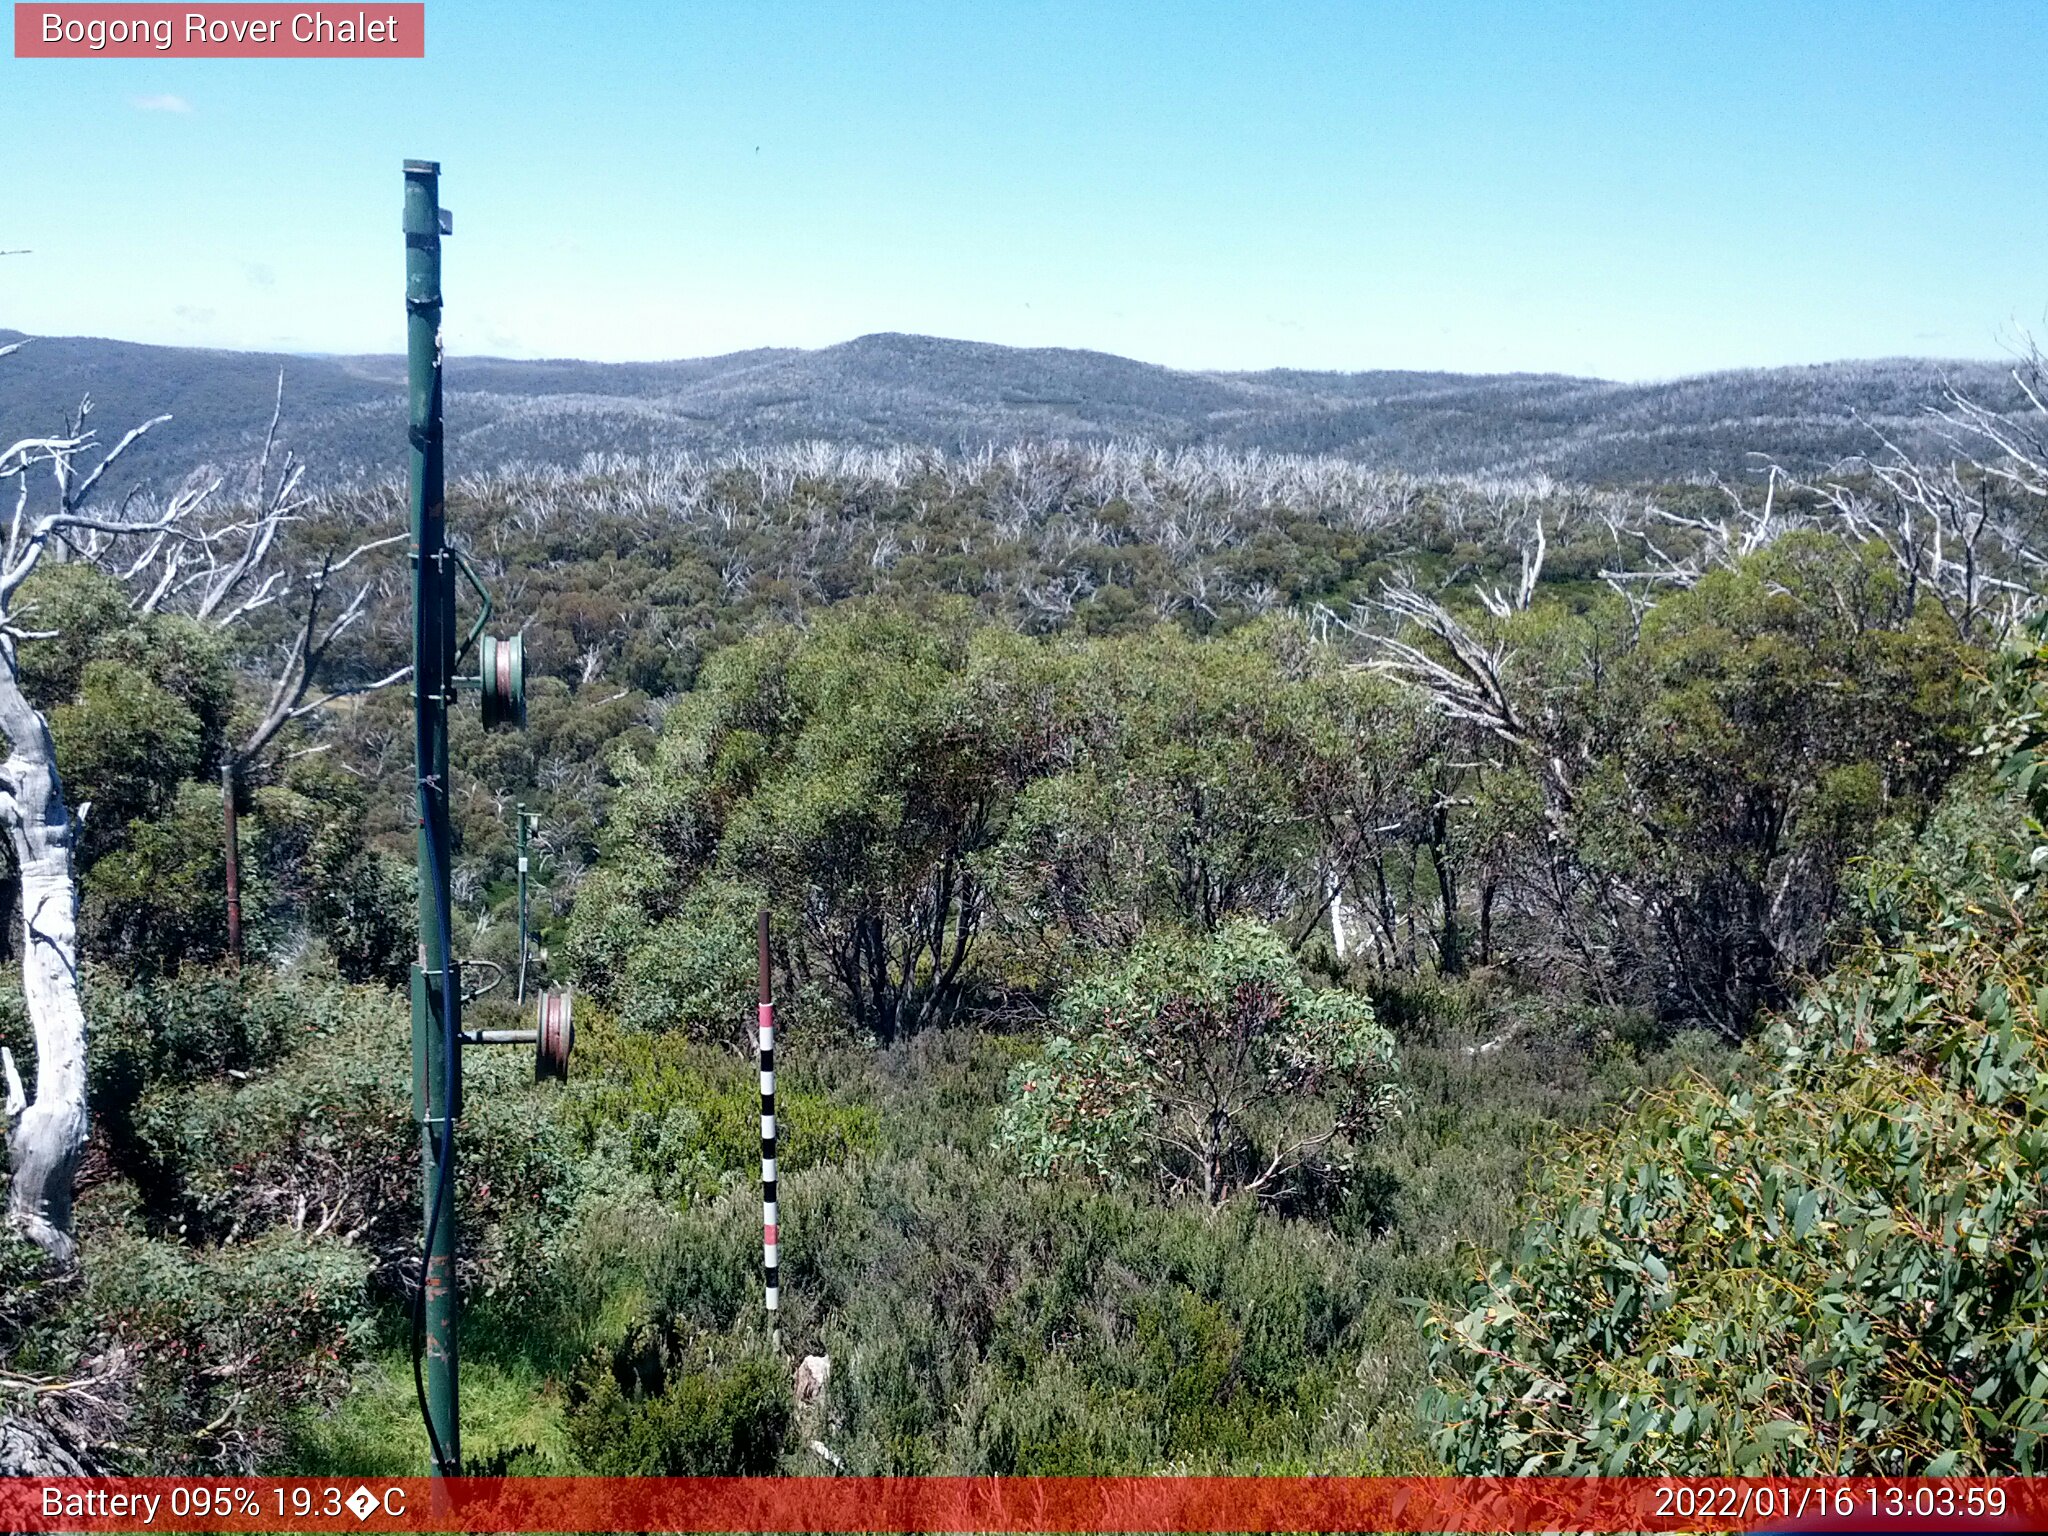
[404,158,460,1477]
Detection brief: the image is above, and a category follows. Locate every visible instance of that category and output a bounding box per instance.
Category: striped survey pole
[758,910,779,1339]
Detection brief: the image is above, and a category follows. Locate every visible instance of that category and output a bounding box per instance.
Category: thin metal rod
[758,909,778,1341]
[515,805,530,1004]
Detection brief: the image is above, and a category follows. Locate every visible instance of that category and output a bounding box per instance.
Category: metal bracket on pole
[461,990,574,1080]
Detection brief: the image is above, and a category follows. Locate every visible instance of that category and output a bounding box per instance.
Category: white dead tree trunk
[198,385,411,769]
[0,365,219,1261]
[0,645,87,1264]
[1325,867,1350,962]
[1476,514,1546,618]
[1577,357,2048,642]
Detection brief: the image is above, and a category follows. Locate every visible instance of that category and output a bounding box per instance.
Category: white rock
[794,1353,832,1404]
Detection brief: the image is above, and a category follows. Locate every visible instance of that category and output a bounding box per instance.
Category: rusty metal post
[221,761,242,968]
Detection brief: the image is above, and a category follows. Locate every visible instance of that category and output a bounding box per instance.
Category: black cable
[410,735,460,1478]
[408,337,460,1474]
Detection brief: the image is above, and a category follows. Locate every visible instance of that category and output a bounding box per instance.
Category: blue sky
[1,1,2043,378]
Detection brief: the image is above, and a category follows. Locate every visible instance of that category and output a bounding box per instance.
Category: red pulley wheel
[535,987,573,1081]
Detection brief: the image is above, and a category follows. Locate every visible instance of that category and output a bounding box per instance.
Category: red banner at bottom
[3,1476,2043,1533]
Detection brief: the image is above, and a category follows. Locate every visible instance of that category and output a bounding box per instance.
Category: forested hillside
[1427,638,2048,1473]
[1,354,2045,1477]
[0,328,2032,485]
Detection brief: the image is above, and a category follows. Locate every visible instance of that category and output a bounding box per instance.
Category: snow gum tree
[0,371,211,1259]
[0,347,407,1261]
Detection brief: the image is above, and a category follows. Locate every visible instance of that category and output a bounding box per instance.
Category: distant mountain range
[0,328,2028,487]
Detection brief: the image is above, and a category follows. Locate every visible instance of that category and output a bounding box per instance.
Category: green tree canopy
[573,602,1053,1041]
[996,920,1401,1206]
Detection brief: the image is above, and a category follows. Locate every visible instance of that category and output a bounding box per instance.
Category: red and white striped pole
[757,909,779,1342]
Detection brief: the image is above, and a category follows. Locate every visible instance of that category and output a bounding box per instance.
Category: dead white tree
[1595,468,1781,606]
[1352,585,1530,751]
[1580,358,2048,643]
[173,378,411,963]
[0,357,409,1251]
[1339,577,1636,991]
[161,381,412,754]
[0,368,222,1262]
[1476,514,1547,618]
[1796,361,2048,640]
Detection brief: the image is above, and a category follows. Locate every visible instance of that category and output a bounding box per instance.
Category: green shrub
[87,1228,375,1472]
[757,1150,1369,1473]
[0,1227,71,1364]
[104,978,576,1298]
[615,878,764,1038]
[959,1355,1150,1473]
[564,1321,790,1474]
[121,983,416,1256]
[309,850,415,987]
[89,967,336,1100]
[555,1012,879,1206]
[561,869,646,1014]
[1363,973,1487,1045]
[83,783,234,970]
[996,920,1401,1205]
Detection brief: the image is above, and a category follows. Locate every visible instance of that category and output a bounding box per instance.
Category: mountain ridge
[0,327,2025,487]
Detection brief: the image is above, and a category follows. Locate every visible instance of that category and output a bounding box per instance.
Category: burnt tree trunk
[222,761,243,968]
